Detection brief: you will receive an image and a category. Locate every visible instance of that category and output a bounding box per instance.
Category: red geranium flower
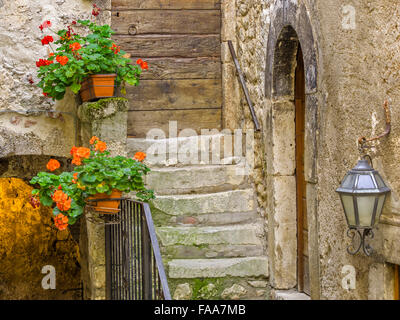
[41,35,54,45]
[29,196,40,209]
[39,20,51,31]
[92,4,101,16]
[141,61,148,70]
[36,59,53,67]
[136,59,149,70]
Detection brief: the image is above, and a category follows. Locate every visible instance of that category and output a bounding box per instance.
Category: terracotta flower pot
[87,189,122,214]
[80,74,117,102]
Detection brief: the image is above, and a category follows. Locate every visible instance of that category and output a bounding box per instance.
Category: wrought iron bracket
[347,228,374,256]
[358,100,391,153]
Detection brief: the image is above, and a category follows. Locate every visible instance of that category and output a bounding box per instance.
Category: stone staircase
[128,135,269,300]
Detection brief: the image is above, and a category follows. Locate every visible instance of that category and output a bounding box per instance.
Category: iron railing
[228,40,261,131]
[88,198,171,300]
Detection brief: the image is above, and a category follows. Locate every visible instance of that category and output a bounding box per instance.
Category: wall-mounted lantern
[336,101,391,256]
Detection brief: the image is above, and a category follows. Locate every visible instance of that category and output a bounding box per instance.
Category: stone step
[127,135,245,167]
[156,224,265,258]
[146,165,248,195]
[168,257,269,279]
[157,224,263,246]
[271,290,311,300]
[172,211,261,227]
[151,189,256,217]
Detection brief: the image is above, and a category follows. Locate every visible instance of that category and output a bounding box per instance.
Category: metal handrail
[89,197,171,300]
[142,202,172,300]
[228,40,261,131]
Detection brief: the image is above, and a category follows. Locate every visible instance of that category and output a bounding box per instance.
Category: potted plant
[29,137,154,230]
[35,4,148,102]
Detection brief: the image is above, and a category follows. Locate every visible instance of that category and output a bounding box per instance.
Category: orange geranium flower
[95,140,107,153]
[134,152,146,162]
[46,159,60,171]
[72,172,78,184]
[52,190,68,203]
[90,136,99,145]
[56,197,72,211]
[76,147,90,159]
[71,156,82,166]
[70,146,78,156]
[54,213,69,231]
[56,55,69,66]
[69,42,81,51]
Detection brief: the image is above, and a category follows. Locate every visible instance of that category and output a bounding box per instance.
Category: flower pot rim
[87,73,117,77]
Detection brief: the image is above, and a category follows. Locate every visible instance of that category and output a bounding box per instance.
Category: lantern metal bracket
[358,100,391,154]
[347,228,374,256]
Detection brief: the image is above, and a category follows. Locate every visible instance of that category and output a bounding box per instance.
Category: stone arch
[265,0,320,299]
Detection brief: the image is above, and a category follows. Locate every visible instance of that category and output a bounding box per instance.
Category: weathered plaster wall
[0,0,107,158]
[0,178,81,299]
[224,0,400,300]
[315,0,400,300]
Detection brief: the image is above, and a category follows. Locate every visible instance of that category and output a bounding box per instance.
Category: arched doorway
[265,1,320,299]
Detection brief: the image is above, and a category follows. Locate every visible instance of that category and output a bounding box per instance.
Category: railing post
[141,209,153,300]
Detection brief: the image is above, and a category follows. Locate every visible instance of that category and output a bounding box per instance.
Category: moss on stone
[79,97,128,121]
[85,97,128,110]
[191,278,223,300]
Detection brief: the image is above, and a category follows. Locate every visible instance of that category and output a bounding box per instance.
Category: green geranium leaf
[70,82,81,94]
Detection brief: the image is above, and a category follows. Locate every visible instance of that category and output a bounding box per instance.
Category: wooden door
[295,45,310,295]
[395,265,400,300]
[111,0,222,138]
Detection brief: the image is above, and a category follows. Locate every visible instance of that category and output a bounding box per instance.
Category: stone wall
[223,0,400,300]
[0,178,81,299]
[0,0,110,158]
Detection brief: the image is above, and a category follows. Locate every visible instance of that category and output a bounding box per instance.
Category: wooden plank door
[395,265,400,300]
[295,45,310,295]
[111,0,222,138]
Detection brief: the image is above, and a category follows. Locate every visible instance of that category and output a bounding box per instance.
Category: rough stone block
[221,284,248,300]
[271,101,295,176]
[173,283,193,300]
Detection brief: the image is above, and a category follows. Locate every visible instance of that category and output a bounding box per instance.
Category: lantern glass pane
[342,174,356,189]
[341,195,356,226]
[373,194,386,226]
[357,174,375,189]
[357,196,376,227]
[374,173,386,189]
